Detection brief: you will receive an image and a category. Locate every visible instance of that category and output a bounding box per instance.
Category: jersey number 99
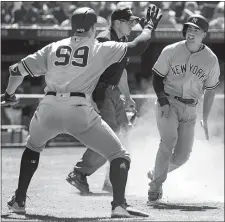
[54,46,89,67]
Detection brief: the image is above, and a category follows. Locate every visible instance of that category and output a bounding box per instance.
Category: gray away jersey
[15,36,127,95]
[153,40,220,100]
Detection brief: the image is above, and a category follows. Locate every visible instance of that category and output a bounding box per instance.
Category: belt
[46,92,85,98]
[165,93,196,105]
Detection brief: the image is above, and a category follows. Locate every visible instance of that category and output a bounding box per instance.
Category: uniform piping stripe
[204,81,220,90]
[22,60,34,77]
[118,46,127,62]
[152,68,165,77]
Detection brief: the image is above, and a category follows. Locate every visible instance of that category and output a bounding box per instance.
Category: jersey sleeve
[101,41,128,67]
[152,46,171,77]
[18,44,51,77]
[204,58,220,90]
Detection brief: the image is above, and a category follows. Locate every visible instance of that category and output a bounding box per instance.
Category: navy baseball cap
[184,14,209,32]
[111,7,140,22]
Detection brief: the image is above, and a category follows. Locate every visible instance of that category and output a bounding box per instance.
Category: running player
[147,14,220,204]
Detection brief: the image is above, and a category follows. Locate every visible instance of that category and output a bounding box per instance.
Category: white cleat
[111,205,133,218]
[7,194,26,214]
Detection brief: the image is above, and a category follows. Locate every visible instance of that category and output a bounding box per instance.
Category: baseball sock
[110,158,130,209]
[16,148,40,201]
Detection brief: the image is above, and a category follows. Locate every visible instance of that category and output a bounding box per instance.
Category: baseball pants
[149,97,197,190]
[26,94,130,163]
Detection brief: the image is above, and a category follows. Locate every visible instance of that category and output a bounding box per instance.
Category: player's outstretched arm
[126,5,162,57]
[1,64,24,107]
[5,75,24,96]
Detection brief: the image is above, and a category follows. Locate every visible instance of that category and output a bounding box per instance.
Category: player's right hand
[1,92,19,107]
[158,96,170,118]
[160,104,170,118]
[144,4,162,30]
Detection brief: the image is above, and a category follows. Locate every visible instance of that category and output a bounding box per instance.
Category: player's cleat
[111,204,149,218]
[147,186,163,205]
[125,205,149,217]
[111,205,134,218]
[66,170,90,193]
[7,190,26,214]
[122,199,149,217]
[1,93,19,107]
[102,181,113,193]
[147,169,162,205]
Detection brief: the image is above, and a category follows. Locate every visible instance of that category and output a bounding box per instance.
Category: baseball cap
[184,14,209,32]
[111,7,140,22]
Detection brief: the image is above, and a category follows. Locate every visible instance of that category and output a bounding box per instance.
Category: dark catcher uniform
[73,27,130,177]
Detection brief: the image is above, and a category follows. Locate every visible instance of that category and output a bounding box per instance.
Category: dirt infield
[1,147,224,222]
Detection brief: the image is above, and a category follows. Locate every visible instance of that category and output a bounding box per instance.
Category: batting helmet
[182,14,209,37]
[71,7,97,33]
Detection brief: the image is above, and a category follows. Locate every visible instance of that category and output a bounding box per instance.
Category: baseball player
[147,14,220,204]
[66,6,139,194]
[2,6,162,218]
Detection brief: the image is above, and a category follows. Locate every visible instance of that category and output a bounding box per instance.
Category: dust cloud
[125,96,224,203]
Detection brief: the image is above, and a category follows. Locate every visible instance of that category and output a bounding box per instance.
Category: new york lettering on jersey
[171,63,206,81]
[17,37,127,94]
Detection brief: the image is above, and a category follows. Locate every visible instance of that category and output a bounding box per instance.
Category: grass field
[1,98,224,221]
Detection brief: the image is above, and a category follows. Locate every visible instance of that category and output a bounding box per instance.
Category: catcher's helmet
[182,14,209,37]
[71,7,97,33]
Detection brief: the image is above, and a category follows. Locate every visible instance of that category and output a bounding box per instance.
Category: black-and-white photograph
[1,1,224,221]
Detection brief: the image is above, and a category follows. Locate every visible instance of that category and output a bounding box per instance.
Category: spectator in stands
[41,14,59,26]
[87,2,108,28]
[60,2,108,28]
[116,1,133,9]
[1,1,15,24]
[209,1,224,29]
[14,1,41,25]
[47,2,68,25]
[200,2,219,21]
[60,5,77,27]
[170,2,185,23]
[132,2,143,18]
[156,2,177,29]
[178,1,199,24]
[99,1,117,23]
[32,2,49,16]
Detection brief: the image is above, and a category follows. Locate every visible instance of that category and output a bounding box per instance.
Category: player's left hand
[200,119,209,140]
[125,97,136,111]
[1,92,19,107]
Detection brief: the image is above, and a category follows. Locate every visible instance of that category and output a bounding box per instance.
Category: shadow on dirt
[79,192,112,197]
[149,202,218,211]
[1,213,110,222]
